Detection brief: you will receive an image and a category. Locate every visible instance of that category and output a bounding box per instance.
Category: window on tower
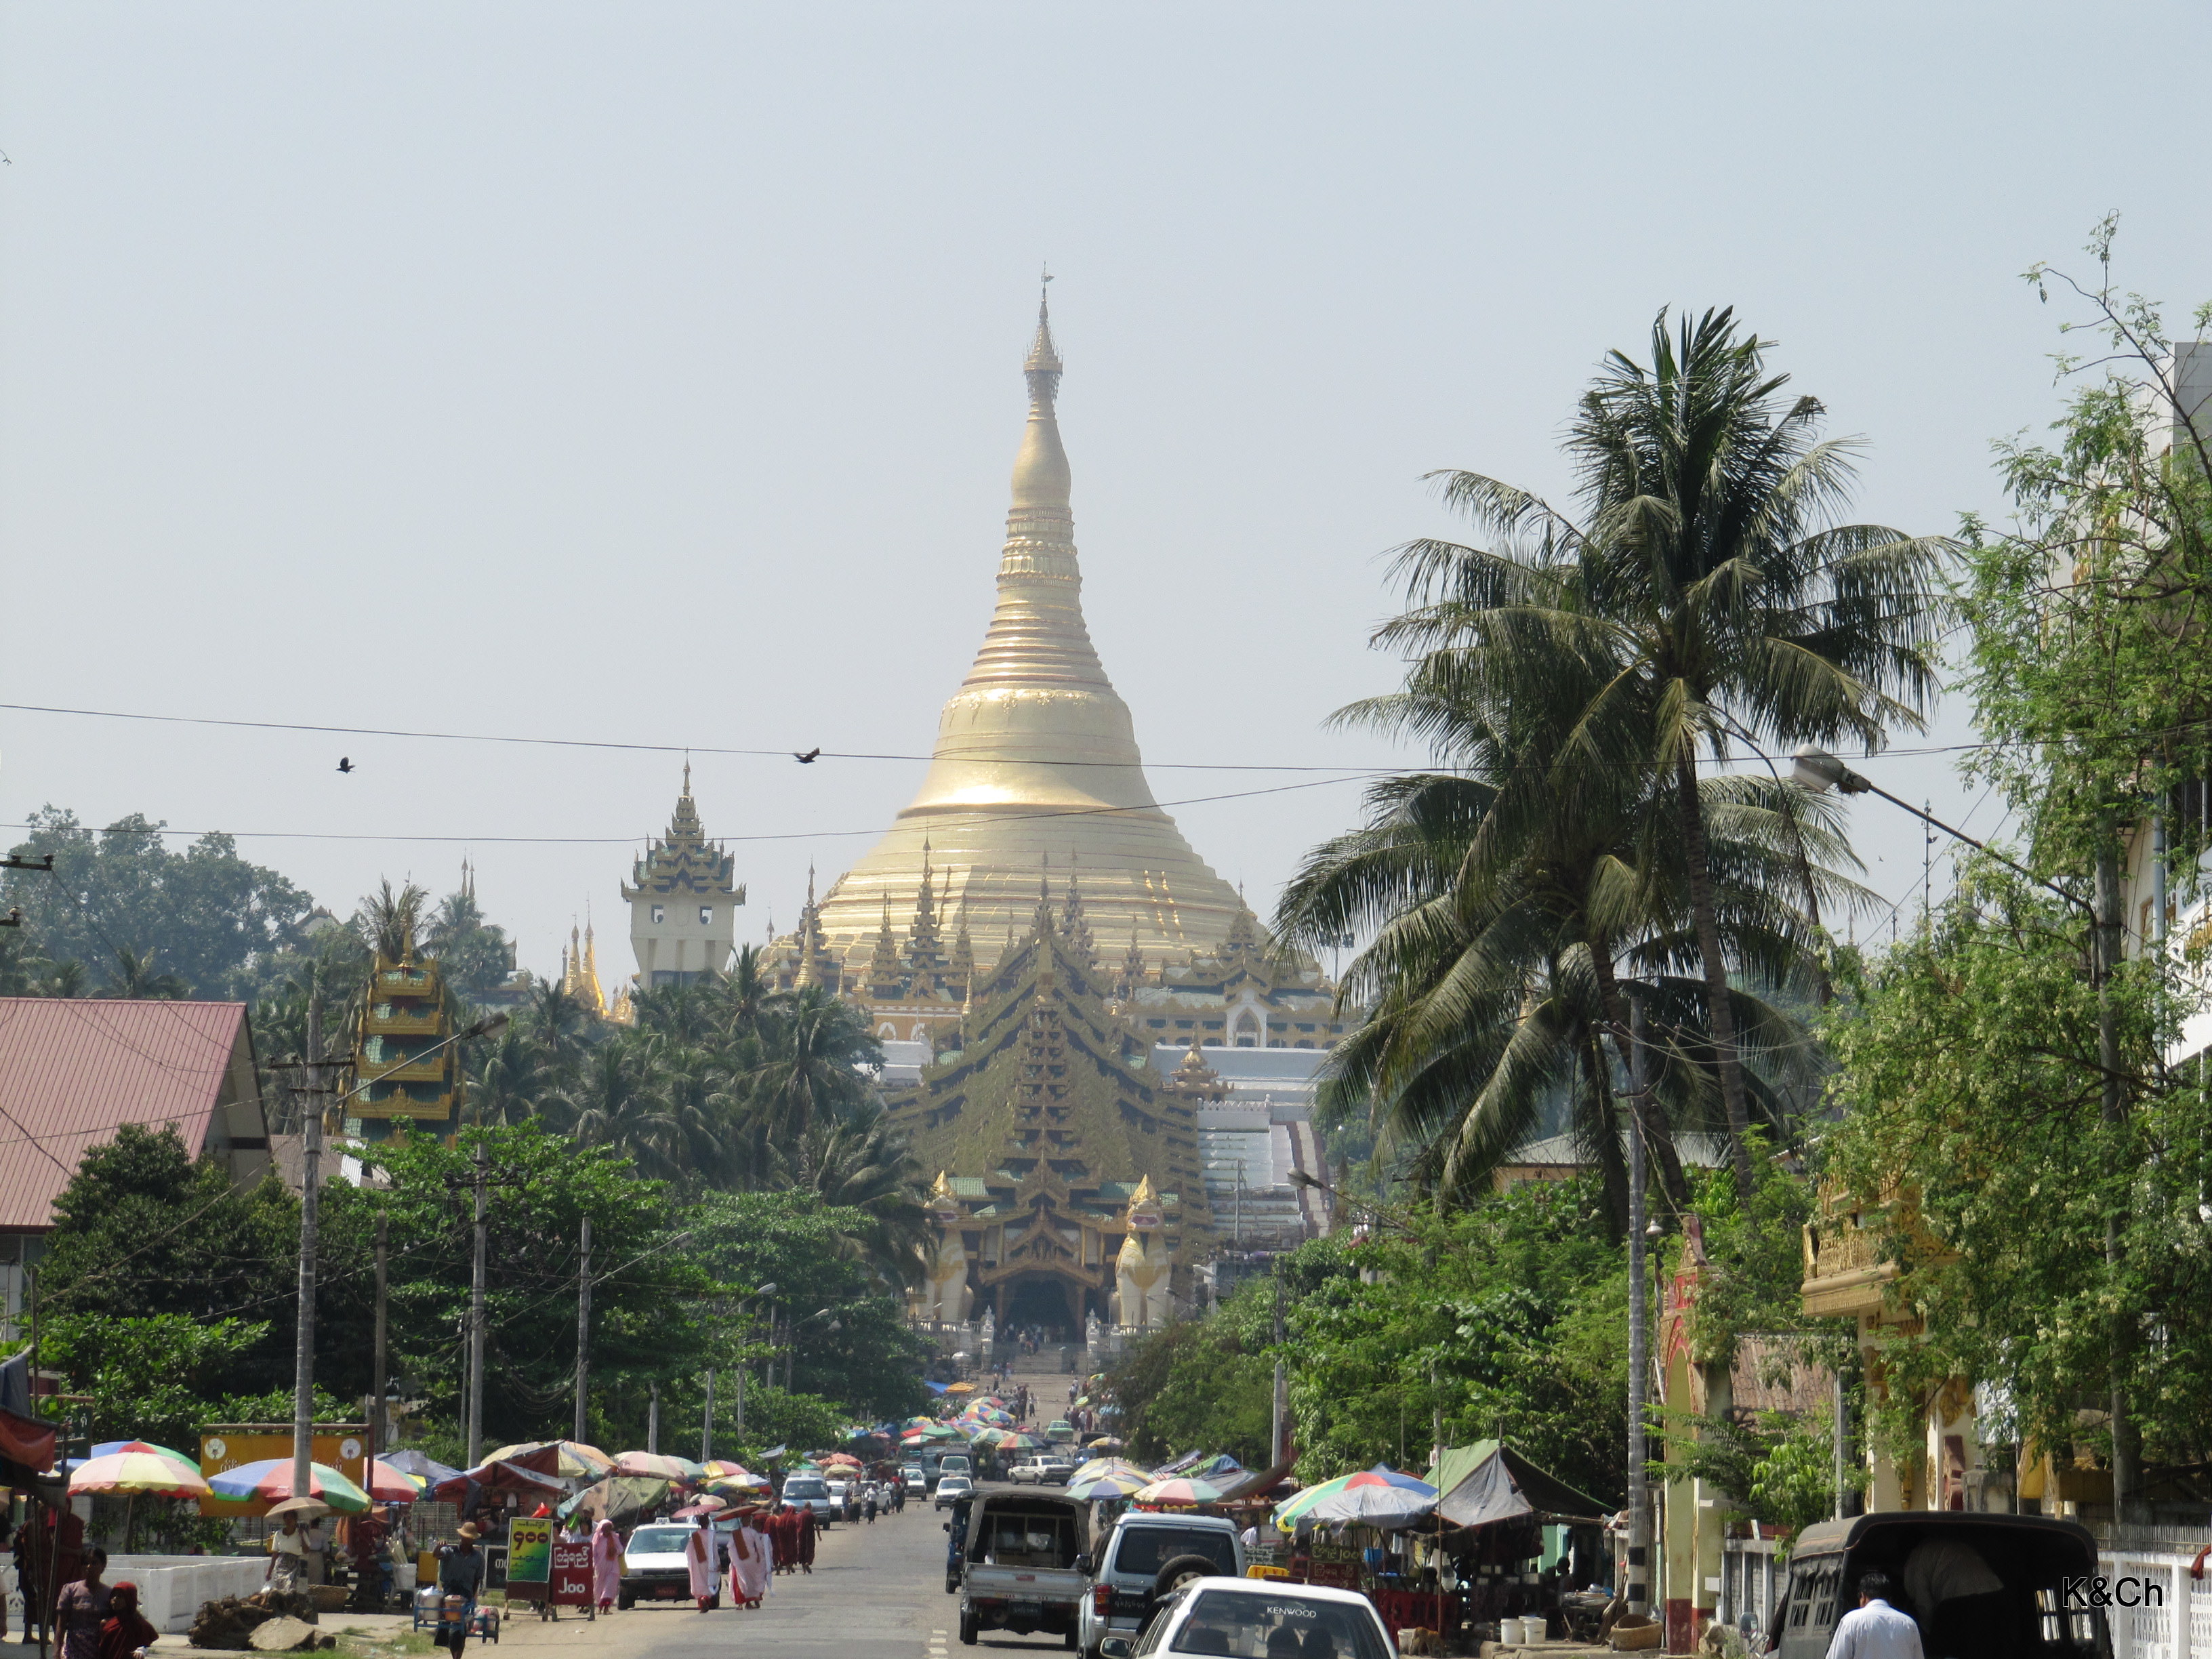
[700,905,713,926]
[651,905,665,924]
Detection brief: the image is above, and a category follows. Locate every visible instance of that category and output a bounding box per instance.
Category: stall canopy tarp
[1430,1442,1612,1528]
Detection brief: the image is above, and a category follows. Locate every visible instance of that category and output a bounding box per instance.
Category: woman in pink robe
[726,1518,771,1607]
[683,1517,718,1612]
[590,1521,621,1613]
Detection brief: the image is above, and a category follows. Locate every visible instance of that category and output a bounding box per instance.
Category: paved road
[487,1487,1069,1659]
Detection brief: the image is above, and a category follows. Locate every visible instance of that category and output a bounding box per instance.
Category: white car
[935,1473,975,1510]
[1009,1453,1076,1486]
[1101,1580,1393,1659]
[618,1522,717,1610]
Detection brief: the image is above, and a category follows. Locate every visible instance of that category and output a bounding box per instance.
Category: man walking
[433,1523,487,1659]
[1823,1571,1924,1659]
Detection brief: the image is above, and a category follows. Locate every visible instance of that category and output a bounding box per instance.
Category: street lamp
[719,1282,778,1451]
[1791,745,2088,914]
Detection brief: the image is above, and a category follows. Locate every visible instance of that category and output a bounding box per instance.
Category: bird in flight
[793,748,821,764]
[337,757,355,774]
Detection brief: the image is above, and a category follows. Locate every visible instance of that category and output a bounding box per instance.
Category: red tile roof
[0,998,261,1231]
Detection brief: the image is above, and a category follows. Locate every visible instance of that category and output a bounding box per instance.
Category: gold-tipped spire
[813,287,1243,963]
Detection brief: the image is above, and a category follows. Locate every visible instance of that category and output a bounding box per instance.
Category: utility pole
[573,1216,592,1445]
[733,1367,744,1443]
[1269,1261,1287,1467]
[701,1370,714,1464]
[1625,999,1651,1622]
[647,1383,659,1455]
[291,996,332,1510]
[370,1213,388,1468]
[2096,838,2141,1522]
[467,1141,489,1468]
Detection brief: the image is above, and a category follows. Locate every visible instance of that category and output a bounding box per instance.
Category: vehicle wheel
[1149,1553,1219,1612]
[1063,1628,1078,1650]
[960,1611,979,1645]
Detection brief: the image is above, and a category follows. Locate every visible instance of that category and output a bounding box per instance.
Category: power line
[0,701,1375,774]
[0,772,1385,850]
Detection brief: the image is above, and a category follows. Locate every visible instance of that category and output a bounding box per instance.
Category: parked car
[1045,1419,1077,1443]
[1769,1511,2110,1659]
[1098,1580,1392,1659]
[781,1473,836,1525]
[903,1464,929,1497]
[617,1522,718,1611]
[936,1473,975,1511]
[1010,1452,1076,1486]
[1077,1511,1245,1658]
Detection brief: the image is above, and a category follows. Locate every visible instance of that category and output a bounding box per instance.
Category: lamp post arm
[1851,776,2092,918]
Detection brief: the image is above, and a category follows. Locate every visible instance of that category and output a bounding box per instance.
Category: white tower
[622,764,746,989]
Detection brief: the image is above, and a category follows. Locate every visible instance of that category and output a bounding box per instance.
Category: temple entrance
[1000,1273,1084,1346]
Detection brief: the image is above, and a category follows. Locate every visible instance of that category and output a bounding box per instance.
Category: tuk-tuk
[1771,1511,2110,1658]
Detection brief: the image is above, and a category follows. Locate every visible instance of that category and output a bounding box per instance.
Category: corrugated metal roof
[0,998,252,1231]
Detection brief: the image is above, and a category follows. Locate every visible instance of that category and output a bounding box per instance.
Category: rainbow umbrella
[999,1433,1044,1452]
[1134,1477,1223,1507]
[207,1458,371,1513]
[91,1440,202,1470]
[1272,1465,1435,1532]
[1066,1468,1149,1500]
[69,1450,210,1500]
[367,1458,425,1502]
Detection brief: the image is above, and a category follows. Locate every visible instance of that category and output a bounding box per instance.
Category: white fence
[1719,1539,2212,1658]
[2100,1551,2212,1659]
[3,1555,268,1635]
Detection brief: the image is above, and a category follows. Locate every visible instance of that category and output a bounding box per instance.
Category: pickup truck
[1009,1452,1075,1486]
[958,1491,1090,1647]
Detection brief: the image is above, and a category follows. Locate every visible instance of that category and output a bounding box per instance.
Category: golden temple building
[796,290,1247,973]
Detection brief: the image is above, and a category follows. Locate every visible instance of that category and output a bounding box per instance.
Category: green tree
[3,809,316,999]
[1392,312,1946,1199]
[423,882,516,1004]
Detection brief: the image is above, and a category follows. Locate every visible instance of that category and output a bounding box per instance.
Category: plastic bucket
[1499,1618,1525,1645]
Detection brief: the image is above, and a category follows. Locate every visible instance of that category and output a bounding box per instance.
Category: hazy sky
[5,3,2208,985]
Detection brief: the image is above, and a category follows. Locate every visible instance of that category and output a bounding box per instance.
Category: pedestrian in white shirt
[1824,1572,1924,1659]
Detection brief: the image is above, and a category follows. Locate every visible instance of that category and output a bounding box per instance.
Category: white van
[1076,1511,1245,1658]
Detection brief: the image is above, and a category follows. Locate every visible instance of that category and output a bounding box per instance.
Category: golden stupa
[811,292,1245,963]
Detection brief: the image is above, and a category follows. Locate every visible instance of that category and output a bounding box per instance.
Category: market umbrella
[91,1440,202,1471]
[558,1476,670,1525]
[366,1458,426,1502]
[268,1497,329,1519]
[381,1448,463,1486]
[702,1461,766,1486]
[1134,1477,1223,1507]
[999,1433,1044,1452]
[207,1458,371,1513]
[670,1495,727,1519]
[485,1440,615,1479]
[1273,1465,1436,1532]
[1085,1437,1125,1451]
[943,1382,977,1394]
[611,1450,701,1481]
[68,1450,210,1500]
[1066,1469,1149,1501]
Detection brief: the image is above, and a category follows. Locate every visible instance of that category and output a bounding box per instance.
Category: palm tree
[1390,309,1945,1197]
[558,1042,682,1178]
[808,1100,930,1286]
[468,1023,553,1126]
[741,985,883,1184]
[356,879,430,963]
[104,945,188,1000]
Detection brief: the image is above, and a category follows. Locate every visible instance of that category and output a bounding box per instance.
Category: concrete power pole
[291,996,331,1509]
[1626,1000,1652,1621]
[701,1370,715,1464]
[466,1141,489,1468]
[573,1216,592,1445]
[370,1213,388,1468]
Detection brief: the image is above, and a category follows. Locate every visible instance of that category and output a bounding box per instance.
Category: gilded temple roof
[622,765,744,903]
